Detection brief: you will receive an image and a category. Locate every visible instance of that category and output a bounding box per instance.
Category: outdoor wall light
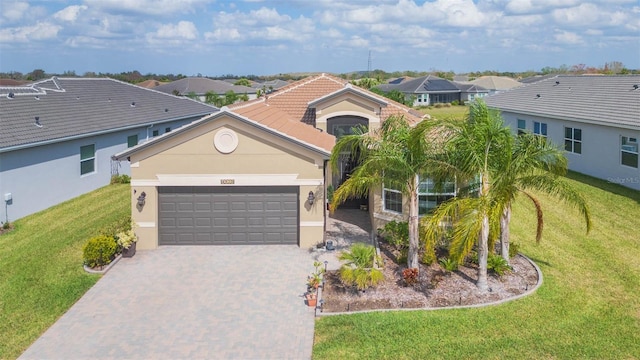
[307,191,315,205]
[137,191,146,207]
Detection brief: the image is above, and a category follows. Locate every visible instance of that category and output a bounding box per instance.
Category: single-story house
[153,77,257,102]
[0,77,217,223]
[485,75,640,191]
[114,73,458,249]
[376,75,462,106]
[455,83,490,103]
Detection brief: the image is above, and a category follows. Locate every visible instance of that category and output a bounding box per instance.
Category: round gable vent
[214,128,239,154]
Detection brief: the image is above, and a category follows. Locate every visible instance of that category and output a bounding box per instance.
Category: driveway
[19,246,316,360]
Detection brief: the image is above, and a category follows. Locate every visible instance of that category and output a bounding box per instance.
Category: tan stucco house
[114,73,430,249]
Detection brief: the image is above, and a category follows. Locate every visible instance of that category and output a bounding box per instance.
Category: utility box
[4,193,11,202]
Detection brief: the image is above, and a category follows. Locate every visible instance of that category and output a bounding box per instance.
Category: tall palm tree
[423,100,514,291]
[329,115,446,271]
[492,132,592,264]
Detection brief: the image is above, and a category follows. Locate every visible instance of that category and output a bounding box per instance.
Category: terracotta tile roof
[228,101,335,153]
[228,73,425,150]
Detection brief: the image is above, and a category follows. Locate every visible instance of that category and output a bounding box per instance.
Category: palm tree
[423,100,514,291]
[492,132,592,264]
[424,100,592,290]
[329,115,446,271]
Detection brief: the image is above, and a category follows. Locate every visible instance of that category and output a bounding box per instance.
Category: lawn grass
[0,184,130,359]
[313,172,640,359]
[416,104,469,121]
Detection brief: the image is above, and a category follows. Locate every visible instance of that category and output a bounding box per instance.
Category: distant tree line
[1,61,636,84]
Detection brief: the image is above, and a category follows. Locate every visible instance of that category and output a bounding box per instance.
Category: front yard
[0,184,129,359]
[2,173,639,359]
[313,172,640,359]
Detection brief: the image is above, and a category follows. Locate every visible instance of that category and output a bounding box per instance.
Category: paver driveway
[20,246,316,360]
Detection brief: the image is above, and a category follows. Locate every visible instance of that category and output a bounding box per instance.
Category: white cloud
[84,0,207,16]
[504,0,580,15]
[1,0,30,22]
[153,21,198,40]
[0,22,61,43]
[204,28,243,42]
[54,5,88,23]
[554,30,584,44]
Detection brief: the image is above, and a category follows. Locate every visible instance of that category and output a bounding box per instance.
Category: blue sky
[1,0,638,76]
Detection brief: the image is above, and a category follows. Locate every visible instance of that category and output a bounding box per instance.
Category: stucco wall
[127,114,327,249]
[501,111,640,191]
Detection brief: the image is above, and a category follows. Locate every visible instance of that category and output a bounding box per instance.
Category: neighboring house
[485,75,640,191]
[0,77,217,223]
[455,83,490,103]
[376,75,462,106]
[113,73,456,250]
[468,76,522,94]
[519,74,560,84]
[153,77,257,102]
[252,79,290,93]
[136,79,168,88]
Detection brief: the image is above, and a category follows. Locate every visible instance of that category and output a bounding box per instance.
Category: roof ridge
[265,73,347,99]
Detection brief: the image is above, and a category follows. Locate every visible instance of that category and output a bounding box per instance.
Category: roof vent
[165,108,169,112]
[555,81,560,85]
[35,95,40,100]
[7,92,14,99]
[108,98,111,102]
[35,116,43,128]
[76,96,80,100]
[634,84,639,90]
[535,94,541,98]
[131,102,136,107]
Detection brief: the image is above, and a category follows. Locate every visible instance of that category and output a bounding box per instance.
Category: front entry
[327,116,369,209]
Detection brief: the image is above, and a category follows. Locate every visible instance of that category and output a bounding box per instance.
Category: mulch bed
[320,242,539,313]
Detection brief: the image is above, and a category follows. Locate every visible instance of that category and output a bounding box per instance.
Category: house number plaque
[220,179,235,184]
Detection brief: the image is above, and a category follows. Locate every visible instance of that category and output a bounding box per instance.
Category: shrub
[509,242,520,258]
[115,229,137,250]
[451,100,459,106]
[402,268,419,286]
[487,253,511,276]
[338,243,384,290]
[83,235,118,268]
[99,215,131,238]
[397,248,408,265]
[378,220,408,250]
[2,221,10,230]
[434,103,444,108]
[110,174,131,184]
[439,257,459,272]
[467,251,479,265]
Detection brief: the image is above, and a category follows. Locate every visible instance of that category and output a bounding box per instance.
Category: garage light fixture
[307,191,315,205]
[137,191,146,207]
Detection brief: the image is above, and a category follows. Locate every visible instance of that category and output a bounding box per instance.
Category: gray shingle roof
[484,75,640,130]
[0,77,218,151]
[153,77,256,96]
[377,75,460,94]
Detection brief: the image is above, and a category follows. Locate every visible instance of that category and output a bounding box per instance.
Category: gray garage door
[158,186,299,245]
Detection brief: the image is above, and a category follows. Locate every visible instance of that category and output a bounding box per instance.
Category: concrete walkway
[20,246,316,360]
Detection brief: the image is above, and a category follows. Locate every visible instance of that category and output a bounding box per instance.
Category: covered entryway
[158,186,299,245]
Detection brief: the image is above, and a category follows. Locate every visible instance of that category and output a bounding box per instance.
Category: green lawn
[416,104,469,121]
[313,172,640,359]
[0,184,130,359]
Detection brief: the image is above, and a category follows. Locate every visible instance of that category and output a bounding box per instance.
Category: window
[418,176,456,215]
[517,119,526,135]
[564,127,582,154]
[533,122,547,137]
[621,136,638,168]
[165,127,171,133]
[127,135,138,148]
[152,130,159,137]
[383,185,402,213]
[80,144,95,175]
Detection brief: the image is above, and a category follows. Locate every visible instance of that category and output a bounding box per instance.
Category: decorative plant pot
[122,242,137,258]
[306,293,317,307]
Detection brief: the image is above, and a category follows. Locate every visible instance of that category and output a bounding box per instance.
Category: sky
[0,0,639,76]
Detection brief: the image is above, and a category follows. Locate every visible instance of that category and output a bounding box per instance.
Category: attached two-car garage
[158,186,299,245]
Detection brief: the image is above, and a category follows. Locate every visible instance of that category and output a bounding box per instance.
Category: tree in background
[234,78,252,87]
